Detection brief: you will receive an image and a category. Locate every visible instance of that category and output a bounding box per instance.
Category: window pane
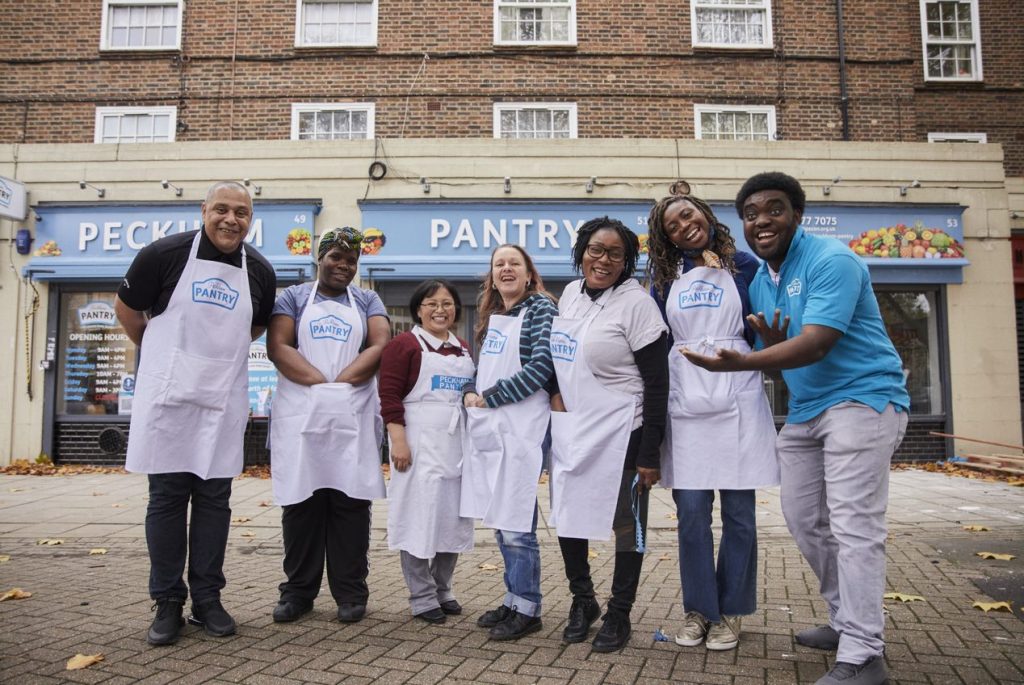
[878,291,942,414]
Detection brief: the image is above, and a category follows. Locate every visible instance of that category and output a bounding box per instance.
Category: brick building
[0,0,1021,465]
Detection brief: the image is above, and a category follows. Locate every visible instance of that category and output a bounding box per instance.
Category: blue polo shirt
[749,228,909,423]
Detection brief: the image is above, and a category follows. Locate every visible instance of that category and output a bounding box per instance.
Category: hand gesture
[746,309,790,348]
[680,346,746,372]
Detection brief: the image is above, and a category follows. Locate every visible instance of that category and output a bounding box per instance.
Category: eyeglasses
[585,243,626,263]
[420,301,456,311]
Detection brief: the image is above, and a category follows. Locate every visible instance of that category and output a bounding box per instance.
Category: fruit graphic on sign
[286,228,311,255]
[846,222,963,259]
[34,240,61,256]
[638,234,649,255]
[361,228,386,255]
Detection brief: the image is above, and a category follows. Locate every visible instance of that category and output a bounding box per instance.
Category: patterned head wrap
[318,226,364,260]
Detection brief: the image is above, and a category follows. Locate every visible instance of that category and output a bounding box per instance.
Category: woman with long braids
[647,183,779,651]
[461,244,558,641]
[548,217,668,652]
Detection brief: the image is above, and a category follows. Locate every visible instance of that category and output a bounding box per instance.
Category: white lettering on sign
[426,217,586,251]
[431,219,451,248]
[453,219,478,248]
[74,218,263,253]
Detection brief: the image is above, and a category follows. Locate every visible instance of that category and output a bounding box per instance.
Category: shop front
[24,202,317,465]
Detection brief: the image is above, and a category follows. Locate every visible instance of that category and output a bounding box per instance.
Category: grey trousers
[778,402,907,664]
[399,550,459,615]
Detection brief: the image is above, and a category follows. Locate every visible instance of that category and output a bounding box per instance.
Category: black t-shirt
[117,230,277,326]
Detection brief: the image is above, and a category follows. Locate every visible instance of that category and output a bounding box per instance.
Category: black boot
[147,598,184,646]
[591,610,631,653]
[477,604,511,628]
[488,608,542,641]
[563,596,601,643]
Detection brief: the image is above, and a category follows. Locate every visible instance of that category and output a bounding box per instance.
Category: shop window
[57,292,138,417]
[296,0,377,47]
[101,0,182,50]
[291,103,374,140]
[94,106,176,143]
[920,0,982,81]
[762,288,944,417]
[695,104,776,140]
[691,0,772,49]
[927,131,987,143]
[494,0,575,46]
[494,103,577,139]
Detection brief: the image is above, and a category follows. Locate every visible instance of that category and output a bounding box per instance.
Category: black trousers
[146,473,232,603]
[558,465,650,617]
[279,488,371,605]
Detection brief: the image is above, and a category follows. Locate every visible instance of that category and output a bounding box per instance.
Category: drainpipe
[837,0,850,141]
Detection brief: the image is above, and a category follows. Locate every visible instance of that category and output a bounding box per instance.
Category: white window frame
[690,0,773,50]
[493,0,577,47]
[294,0,378,48]
[927,131,987,143]
[290,103,376,140]
[100,0,183,51]
[694,104,777,141]
[919,0,983,82]
[94,106,177,143]
[493,102,578,139]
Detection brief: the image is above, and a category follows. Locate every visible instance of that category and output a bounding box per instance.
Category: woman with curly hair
[647,184,779,652]
[460,244,558,641]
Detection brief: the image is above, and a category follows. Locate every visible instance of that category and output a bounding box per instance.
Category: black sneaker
[440,600,462,615]
[337,602,367,623]
[272,599,313,623]
[414,607,447,624]
[147,598,184,646]
[591,611,631,653]
[187,598,237,637]
[488,608,542,641]
[476,604,511,628]
[563,596,601,643]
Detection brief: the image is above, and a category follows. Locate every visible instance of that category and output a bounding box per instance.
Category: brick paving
[0,471,1021,684]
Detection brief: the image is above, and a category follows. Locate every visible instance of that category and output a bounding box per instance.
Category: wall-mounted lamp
[823,176,841,196]
[899,179,921,197]
[78,181,105,198]
[161,180,183,197]
[585,177,596,193]
[15,228,33,255]
[420,177,431,194]
[503,177,512,194]
[242,178,262,196]
[1011,211,1021,220]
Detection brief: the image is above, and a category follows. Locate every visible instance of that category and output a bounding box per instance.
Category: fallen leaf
[973,601,1013,613]
[976,552,1016,561]
[478,563,499,572]
[111,503,125,508]
[963,525,991,532]
[232,517,251,523]
[66,653,104,670]
[587,550,599,560]
[665,513,678,520]
[0,555,10,563]
[0,588,32,602]
[37,539,64,546]
[258,501,271,507]
[9,488,24,493]
[537,472,550,484]
[757,499,769,504]
[240,531,255,538]
[658,554,671,561]
[883,592,925,603]
[92,492,104,496]
[89,549,107,556]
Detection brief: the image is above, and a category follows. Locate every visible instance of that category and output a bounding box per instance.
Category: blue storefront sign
[24,202,318,282]
[358,200,967,284]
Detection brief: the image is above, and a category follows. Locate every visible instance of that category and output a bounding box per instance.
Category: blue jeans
[495,506,541,617]
[673,489,757,622]
[146,473,232,603]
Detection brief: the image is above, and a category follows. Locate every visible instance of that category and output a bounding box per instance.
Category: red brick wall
[1,0,1020,174]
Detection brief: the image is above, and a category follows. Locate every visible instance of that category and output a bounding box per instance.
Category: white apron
[661,265,779,490]
[461,309,549,533]
[270,282,386,505]
[548,286,636,541]
[126,232,252,479]
[387,329,476,559]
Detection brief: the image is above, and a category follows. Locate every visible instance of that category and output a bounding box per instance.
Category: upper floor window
[920,0,982,81]
[95,106,177,143]
[101,0,183,50]
[291,103,375,140]
[494,103,577,139]
[691,0,772,49]
[296,0,377,47]
[928,132,987,143]
[695,104,776,141]
[494,0,576,46]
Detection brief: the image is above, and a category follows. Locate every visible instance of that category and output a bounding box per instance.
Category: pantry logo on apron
[191,277,240,310]
[678,280,723,309]
[786,278,803,297]
[550,331,579,362]
[430,374,474,392]
[481,328,508,355]
[309,314,353,342]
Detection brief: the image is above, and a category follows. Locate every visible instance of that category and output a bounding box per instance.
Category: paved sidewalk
[0,470,1021,684]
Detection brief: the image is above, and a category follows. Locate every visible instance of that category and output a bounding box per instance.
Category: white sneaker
[705,615,740,651]
[674,611,709,647]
